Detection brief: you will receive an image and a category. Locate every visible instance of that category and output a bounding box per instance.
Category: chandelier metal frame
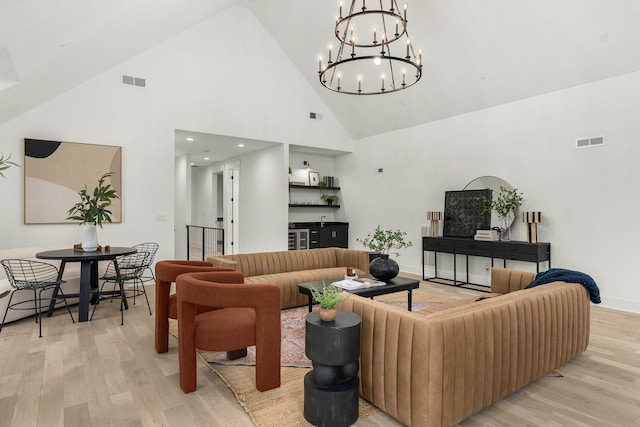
[318,0,422,95]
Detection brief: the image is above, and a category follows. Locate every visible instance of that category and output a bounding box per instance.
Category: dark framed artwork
[442,189,491,238]
[24,138,122,224]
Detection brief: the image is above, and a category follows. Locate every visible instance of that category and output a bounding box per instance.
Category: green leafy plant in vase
[67,172,119,252]
[357,226,412,281]
[310,284,348,322]
[320,194,339,206]
[317,181,338,205]
[479,186,524,241]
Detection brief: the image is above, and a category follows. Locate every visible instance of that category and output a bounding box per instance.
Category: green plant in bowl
[310,284,348,321]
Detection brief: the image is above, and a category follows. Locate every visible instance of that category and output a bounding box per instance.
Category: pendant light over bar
[318,0,422,95]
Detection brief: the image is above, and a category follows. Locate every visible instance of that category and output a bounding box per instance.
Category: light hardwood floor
[0,277,639,427]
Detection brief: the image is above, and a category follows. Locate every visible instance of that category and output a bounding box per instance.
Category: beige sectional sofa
[207,248,371,309]
[339,267,591,427]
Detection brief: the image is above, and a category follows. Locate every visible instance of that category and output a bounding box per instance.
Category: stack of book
[474,229,499,241]
[322,176,336,187]
[332,277,385,290]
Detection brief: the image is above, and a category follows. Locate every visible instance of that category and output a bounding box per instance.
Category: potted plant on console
[310,284,348,322]
[357,226,412,281]
[480,186,524,241]
[67,172,119,252]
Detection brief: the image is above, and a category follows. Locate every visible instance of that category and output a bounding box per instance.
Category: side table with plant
[357,225,412,281]
[310,284,348,322]
[480,186,524,241]
[67,172,120,252]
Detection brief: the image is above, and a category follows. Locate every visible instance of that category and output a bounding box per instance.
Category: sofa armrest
[334,248,371,274]
[490,267,536,294]
[207,256,239,271]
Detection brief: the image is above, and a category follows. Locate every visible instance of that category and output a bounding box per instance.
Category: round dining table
[36,247,136,322]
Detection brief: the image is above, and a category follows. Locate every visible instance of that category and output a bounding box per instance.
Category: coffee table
[298,275,420,312]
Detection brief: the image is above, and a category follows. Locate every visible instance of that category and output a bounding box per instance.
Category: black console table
[422,237,551,289]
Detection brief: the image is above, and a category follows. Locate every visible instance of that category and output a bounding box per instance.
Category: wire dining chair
[1,259,75,337]
[92,243,158,324]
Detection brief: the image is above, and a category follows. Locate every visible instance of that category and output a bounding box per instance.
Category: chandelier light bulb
[374,56,382,65]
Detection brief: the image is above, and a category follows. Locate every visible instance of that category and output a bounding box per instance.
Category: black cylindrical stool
[304,311,361,427]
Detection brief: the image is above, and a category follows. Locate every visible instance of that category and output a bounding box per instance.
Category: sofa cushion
[209,248,342,277]
[208,248,371,309]
[245,267,366,308]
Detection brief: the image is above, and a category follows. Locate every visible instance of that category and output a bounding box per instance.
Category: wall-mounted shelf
[289,204,340,208]
[289,183,341,209]
[289,184,341,190]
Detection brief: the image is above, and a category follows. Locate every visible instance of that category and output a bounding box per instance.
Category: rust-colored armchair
[176,271,281,393]
[154,260,233,354]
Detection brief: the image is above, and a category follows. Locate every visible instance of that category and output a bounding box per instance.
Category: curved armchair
[177,271,281,393]
[155,260,234,353]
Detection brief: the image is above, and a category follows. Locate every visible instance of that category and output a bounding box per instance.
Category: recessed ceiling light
[190,162,195,166]
[186,137,194,142]
[204,157,210,161]
[238,144,245,148]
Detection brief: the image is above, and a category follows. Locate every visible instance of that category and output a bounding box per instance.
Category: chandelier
[318,0,422,95]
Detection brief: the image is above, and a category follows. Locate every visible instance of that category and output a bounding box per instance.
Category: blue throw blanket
[526,268,601,304]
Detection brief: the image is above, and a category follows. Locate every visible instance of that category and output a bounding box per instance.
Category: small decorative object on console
[426,211,443,237]
[523,211,542,243]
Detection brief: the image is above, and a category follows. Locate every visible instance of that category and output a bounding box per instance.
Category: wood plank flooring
[0,275,639,426]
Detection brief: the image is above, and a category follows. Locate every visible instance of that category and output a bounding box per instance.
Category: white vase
[500,213,513,241]
[82,223,99,252]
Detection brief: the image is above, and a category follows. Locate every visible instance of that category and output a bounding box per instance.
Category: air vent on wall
[122,75,146,88]
[576,135,604,149]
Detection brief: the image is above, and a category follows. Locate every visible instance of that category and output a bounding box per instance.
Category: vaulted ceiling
[2,0,640,140]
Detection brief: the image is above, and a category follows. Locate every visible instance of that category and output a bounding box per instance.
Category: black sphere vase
[369,254,399,281]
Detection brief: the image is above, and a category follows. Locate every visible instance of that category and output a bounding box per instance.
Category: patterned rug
[199,300,441,368]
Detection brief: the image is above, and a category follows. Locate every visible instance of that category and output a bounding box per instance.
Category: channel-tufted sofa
[339,267,591,427]
[207,248,370,309]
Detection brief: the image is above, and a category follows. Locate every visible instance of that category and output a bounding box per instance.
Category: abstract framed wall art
[442,189,491,238]
[24,138,122,224]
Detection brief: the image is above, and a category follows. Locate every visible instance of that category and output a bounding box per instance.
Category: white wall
[0,6,352,264]
[191,165,218,228]
[174,154,190,259]
[237,144,288,253]
[340,70,640,313]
